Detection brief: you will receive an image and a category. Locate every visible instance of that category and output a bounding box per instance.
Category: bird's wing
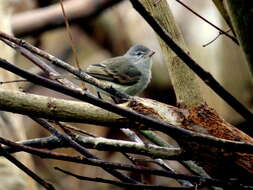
[87,57,141,85]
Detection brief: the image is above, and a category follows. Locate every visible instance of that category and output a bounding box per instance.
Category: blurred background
[2,0,252,189]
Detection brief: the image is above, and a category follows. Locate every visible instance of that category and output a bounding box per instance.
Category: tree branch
[33,118,139,184]
[1,58,253,154]
[0,136,252,189]
[0,89,121,125]
[0,146,55,190]
[130,0,253,123]
[54,167,193,190]
[6,135,182,160]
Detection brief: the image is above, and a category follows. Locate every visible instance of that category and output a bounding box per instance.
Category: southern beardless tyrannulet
[86,45,155,96]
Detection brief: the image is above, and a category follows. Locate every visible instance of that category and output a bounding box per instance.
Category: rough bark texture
[187,105,253,178]
[125,97,253,178]
[136,0,253,178]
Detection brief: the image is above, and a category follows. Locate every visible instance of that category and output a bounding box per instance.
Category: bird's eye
[136,51,143,56]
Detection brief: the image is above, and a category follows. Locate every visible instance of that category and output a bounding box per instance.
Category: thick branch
[4,135,181,160]
[0,89,121,125]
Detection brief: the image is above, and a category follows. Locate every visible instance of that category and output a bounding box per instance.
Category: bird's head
[125,45,155,61]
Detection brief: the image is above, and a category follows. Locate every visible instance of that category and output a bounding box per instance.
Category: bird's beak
[147,50,155,57]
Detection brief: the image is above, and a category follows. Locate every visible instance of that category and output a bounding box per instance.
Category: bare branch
[32,118,139,184]
[129,0,253,125]
[55,167,193,190]
[0,146,55,190]
[0,136,252,189]
[0,89,121,125]
[1,58,253,156]
[0,31,130,101]
[175,0,238,44]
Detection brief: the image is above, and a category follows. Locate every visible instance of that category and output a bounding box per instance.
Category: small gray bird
[86,45,155,96]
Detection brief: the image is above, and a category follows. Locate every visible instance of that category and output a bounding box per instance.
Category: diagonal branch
[55,167,193,190]
[130,0,253,124]
[1,58,253,154]
[0,31,130,100]
[32,118,139,184]
[0,145,55,190]
[3,135,182,160]
[175,0,238,44]
[0,136,252,189]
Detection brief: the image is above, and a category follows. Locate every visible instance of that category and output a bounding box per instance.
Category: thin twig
[58,122,190,186]
[0,145,55,190]
[0,31,130,101]
[55,167,193,190]
[140,131,213,188]
[121,128,192,186]
[1,38,81,91]
[0,136,251,189]
[203,29,232,47]
[202,32,223,47]
[57,122,96,137]
[174,0,238,45]
[32,118,139,184]
[59,0,81,70]
[0,79,28,85]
